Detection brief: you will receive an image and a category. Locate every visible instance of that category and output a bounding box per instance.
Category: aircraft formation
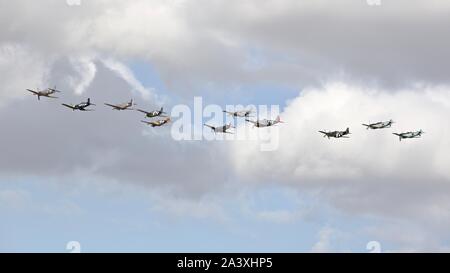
[27,86,424,141]
[319,120,424,141]
[26,87,171,127]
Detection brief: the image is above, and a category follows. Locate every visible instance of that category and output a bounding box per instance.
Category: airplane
[136,107,167,118]
[245,116,283,128]
[223,109,254,118]
[393,130,424,141]
[204,123,234,134]
[141,117,171,127]
[319,128,351,139]
[362,120,394,130]
[104,99,136,110]
[62,98,95,111]
[26,86,62,100]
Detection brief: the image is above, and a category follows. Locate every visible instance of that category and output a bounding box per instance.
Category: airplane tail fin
[345,127,350,134]
[275,115,283,123]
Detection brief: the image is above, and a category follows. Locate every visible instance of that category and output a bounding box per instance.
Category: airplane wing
[136,109,150,114]
[245,119,257,124]
[104,103,119,109]
[203,124,215,130]
[47,95,59,99]
[141,120,155,125]
[392,133,401,136]
[61,103,75,110]
[362,124,370,128]
[318,131,328,135]
[26,89,39,95]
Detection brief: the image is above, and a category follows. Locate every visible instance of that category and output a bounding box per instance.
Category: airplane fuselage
[365,121,393,129]
[393,130,424,141]
[253,119,278,128]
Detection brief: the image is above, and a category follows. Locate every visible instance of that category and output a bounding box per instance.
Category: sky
[1,0,450,252]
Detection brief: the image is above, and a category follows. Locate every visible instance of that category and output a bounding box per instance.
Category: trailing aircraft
[393,130,424,141]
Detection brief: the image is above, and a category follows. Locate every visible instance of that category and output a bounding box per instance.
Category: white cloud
[311,227,334,253]
[231,82,450,246]
[67,56,97,95]
[101,58,161,103]
[0,43,52,104]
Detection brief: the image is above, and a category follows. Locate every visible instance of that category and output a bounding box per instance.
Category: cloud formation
[1,0,450,251]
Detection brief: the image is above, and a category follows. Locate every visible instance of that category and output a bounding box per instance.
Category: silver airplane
[362,120,394,130]
[62,98,95,111]
[136,107,167,118]
[245,116,283,128]
[393,130,424,141]
[26,86,62,100]
[104,99,136,110]
[141,117,171,127]
[223,109,254,118]
[319,128,351,139]
[204,123,234,134]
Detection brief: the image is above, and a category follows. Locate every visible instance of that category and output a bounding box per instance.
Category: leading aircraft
[362,120,394,130]
[26,86,62,100]
[204,123,234,134]
[62,98,95,111]
[104,99,136,110]
[245,116,283,128]
[141,117,171,127]
[393,130,424,141]
[136,107,167,118]
[223,109,254,118]
[319,128,351,139]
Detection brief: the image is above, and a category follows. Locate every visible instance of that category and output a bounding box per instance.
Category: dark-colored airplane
[362,120,394,130]
[136,107,167,118]
[204,123,234,134]
[245,116,283,128]
[141,117,171,127]
[62,98,95,111]
[319,128,351,139]
[393,130,424,141]
[26,86,62,100]
[104,99,136,110]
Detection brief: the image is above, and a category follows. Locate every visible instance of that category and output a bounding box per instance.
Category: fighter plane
[319,128,351,139]
[223,109,254,118]
[204,123,234,134]
[26,86,62,100]
[245,116,283,128]
[62,98,95,111]
[393,130,424,141]
[136,107,167,118]
[104,99,136,110]
[362,120,394,130]
[141,117,171,127]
